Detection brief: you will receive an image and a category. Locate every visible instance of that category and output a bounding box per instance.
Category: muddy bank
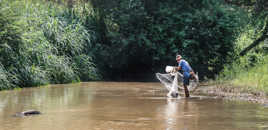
[194,83,268,105]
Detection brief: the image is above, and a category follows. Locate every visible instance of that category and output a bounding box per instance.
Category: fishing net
[156,66,199,98]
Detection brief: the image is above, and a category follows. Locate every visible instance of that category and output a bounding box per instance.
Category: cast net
[155,66,199,97]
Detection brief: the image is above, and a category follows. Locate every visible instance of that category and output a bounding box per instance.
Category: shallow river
[0,82,268,130]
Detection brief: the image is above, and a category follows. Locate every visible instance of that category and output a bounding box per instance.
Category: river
[0,82,267,130]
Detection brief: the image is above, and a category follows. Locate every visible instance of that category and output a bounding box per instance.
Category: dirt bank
[194,83,268,105]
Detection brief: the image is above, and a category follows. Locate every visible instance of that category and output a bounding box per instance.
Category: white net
[156,66,199,98]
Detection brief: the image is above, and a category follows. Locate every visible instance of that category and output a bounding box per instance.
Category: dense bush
[0,1,22,88]
[0,0,100,89]
[0,63,14,90]
[88,0,247,80]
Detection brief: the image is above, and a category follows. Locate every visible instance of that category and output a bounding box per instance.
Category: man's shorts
[183,72,191,86]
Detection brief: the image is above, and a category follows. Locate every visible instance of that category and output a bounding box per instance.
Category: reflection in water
[0,82,267,130]
[162,98,200,130]
[165,99,179,130]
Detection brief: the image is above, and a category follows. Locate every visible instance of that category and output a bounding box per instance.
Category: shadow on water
[0,82,267,130]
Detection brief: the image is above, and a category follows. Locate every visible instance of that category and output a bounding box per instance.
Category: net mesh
[156,71,199,98]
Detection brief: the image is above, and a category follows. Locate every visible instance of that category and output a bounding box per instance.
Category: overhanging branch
[239,20,268,56]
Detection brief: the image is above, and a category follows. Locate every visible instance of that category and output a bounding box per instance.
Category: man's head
[176,54,182,62]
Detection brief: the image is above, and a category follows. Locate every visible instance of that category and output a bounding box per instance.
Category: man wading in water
[175,55,198,97]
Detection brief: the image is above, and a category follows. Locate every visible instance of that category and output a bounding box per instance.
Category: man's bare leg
[183,84,190,97]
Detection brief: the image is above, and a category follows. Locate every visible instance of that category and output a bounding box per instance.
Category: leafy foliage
[0,0,100,89]
[0,63,14,90]
[89,0,247,80]
[218,14,268,92]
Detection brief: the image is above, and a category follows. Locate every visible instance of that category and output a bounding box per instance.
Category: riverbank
[195,82,268,105]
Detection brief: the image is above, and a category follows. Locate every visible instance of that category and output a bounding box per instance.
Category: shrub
[0,63,14,90]
[89,0,247,80]
[0,0,100,89]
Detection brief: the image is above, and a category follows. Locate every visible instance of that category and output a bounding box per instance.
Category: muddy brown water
[0,82,268,130]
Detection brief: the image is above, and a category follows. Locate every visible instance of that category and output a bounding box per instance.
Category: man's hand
[176,66,181,71]
[171,67,177,73]
[190,71,195,75]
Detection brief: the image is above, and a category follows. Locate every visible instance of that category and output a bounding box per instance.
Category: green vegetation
[233,59,268,93]
[88,0,247,80]
[0,0,100,90]
[0,0,267,93]
[216,0,268,94]
[218,13,268,94]
[218,55,268,94]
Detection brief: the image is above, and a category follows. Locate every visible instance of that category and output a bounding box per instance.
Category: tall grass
[232,57,268,93]
[218,18,268,94]
[0,0,100,89]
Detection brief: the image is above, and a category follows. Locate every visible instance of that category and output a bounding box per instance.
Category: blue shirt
[178,59,192,77]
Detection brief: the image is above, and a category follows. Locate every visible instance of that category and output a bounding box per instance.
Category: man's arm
[176,66,181,71]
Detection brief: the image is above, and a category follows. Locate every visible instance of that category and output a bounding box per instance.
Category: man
[175,54,197,97]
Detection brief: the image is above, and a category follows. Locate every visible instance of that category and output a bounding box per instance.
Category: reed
[0,0,100,89]
[232,58,268,93]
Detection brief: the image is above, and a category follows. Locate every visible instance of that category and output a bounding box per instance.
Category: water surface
[0,82,267,130]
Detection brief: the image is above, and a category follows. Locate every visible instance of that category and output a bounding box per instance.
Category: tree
[239,18,268,56]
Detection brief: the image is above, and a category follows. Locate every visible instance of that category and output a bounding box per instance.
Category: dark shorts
[183,72,191,86]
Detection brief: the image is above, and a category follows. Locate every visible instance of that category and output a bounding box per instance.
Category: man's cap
[176,54,182,58]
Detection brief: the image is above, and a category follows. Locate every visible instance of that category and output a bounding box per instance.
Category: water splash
[156,72,182,98]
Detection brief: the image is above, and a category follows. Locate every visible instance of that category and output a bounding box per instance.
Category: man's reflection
[164,98,199,130]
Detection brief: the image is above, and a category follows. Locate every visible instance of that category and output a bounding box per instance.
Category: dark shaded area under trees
[41,0,252,81]
[81,0,247,81]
